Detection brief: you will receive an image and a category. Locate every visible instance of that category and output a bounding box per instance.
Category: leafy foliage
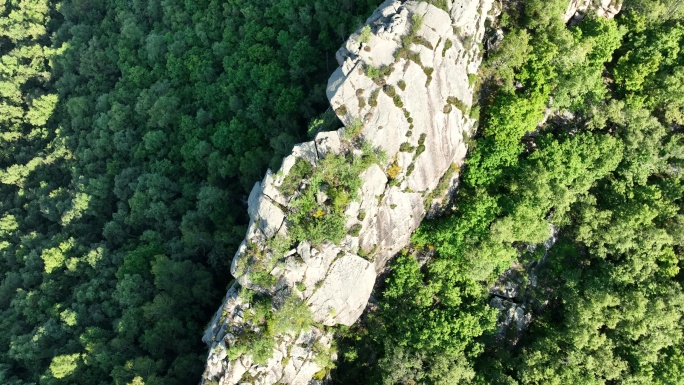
[287,144,382,245]
[333,2,684,385]
[0,0,378,384]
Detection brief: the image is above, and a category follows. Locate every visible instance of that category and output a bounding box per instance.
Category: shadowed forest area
[0,0,377,383]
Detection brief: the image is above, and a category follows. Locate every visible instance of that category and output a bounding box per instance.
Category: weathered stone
[247,182,285,238]
[224,356,249,385]
[307,253,376,325]
[291,142,319,165]
[314,131,341,158]
[490,296,533,344]
[373,188,425,268]
[261,170,288,206]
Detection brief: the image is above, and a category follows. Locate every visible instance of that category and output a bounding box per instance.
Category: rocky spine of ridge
[564,0,622,21]
[200,0,494,384]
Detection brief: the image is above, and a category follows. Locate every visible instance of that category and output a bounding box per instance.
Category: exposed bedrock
[200,0,493,384]
[564,0,622,22]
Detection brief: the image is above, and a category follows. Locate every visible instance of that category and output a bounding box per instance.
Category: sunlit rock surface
[201,0,493,383]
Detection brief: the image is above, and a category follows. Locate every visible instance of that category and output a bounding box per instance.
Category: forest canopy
[0,0,378,383]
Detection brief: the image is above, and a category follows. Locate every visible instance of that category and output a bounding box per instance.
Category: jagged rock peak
[200,0,494,384]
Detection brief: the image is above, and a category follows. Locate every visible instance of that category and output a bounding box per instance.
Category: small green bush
[447,96,468,114]
[414,134,427,158]
[226,344,248,361]
[399,142,413,152]
[268,295,313,337]
[424,67,434,87]
[407,51,421,65]
[393,95,403,108]
[359,25,371,44]
[251,337,275,365]
[442,38,453,57]
[369,89,380,107]
[250,270,277,288]
[412,35,434,49]
[349,223,362,237]
[418,133,427,146]
[335,104,348,116]
[365,64,392,80]
[398,80,406,91]
[410,14,423,36]
[406,163,415,176]
[468,73,478,87]
[387,161,401,179]
[344,118,364,140]
[427,0,448,11]
[279,158,313,196]
[469,104,480,119]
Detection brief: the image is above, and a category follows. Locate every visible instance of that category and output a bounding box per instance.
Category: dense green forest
[2,0,684,384]
[333,0,684,384]
[0,0,377,383]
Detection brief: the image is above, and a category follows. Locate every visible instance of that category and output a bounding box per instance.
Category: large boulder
[307,252,376,326]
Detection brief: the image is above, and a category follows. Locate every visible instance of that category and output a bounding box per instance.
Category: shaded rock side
[327,0,493,268]
[201,0,494,384]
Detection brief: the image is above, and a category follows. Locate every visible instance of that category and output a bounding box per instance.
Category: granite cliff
[200,0,493,384]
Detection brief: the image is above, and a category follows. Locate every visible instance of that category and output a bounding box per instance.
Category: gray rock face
[327,0,488,265]
[247,182,285,239]
[201,1,494,384]
[307,253,376,326]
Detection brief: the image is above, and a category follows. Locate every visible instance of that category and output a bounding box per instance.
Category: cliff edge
[200,1,494,384]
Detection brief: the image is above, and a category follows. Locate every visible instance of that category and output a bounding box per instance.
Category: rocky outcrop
[563,0,622,22]
[327,0,492,267]
[201,1,493,384]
